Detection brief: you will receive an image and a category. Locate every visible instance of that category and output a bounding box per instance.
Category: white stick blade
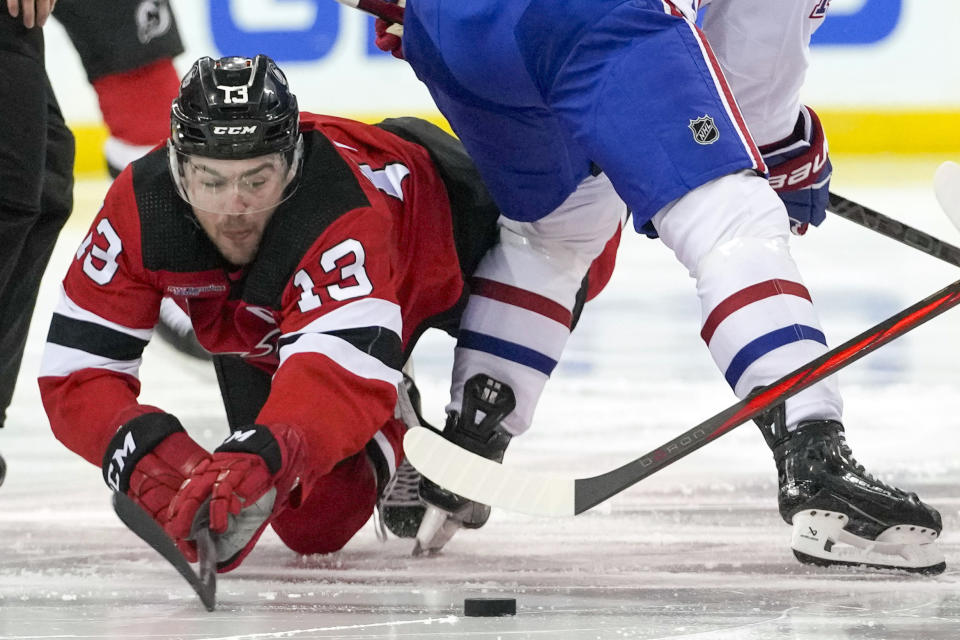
[934,161,960,230]
[403,427,576,517]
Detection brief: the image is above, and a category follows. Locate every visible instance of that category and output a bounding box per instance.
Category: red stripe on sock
[701,279,812,345]
[471,277,572,328]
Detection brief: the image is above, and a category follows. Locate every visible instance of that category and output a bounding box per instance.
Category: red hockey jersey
[39,114,477,477]
[40,113,619,481]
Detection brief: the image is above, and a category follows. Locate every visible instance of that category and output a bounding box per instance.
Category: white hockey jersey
[698,0,830,145]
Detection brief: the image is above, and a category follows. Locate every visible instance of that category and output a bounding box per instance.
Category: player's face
[184,153,291,215]
[185,154,291,265]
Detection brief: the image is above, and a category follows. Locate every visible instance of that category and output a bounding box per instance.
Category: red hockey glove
[373,0,405,59]
[375,18,404,59]
[761,105,832,236]
[102,412,210,533]
[165,424,306,573]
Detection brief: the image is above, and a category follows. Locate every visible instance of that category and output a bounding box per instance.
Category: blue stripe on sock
[724,325,827,388]
[457,329,558,376]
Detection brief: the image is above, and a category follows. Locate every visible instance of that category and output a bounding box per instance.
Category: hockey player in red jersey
[37,55,619,572]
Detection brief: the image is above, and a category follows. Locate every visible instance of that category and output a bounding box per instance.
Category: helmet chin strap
[281,134,305,195]
[167,139,191,205]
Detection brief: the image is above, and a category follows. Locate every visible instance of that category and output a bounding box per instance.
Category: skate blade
[790,509,945,575]
[412,505,462,557]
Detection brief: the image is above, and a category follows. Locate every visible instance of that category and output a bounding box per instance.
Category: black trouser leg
[0,24,75,425]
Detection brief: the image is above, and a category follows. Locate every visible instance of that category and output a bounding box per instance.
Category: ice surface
[2,158,959,638]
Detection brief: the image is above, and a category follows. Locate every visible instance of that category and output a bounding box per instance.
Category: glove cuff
[102,412,185,492]
[761,106,829,193]
[215,425,283,475]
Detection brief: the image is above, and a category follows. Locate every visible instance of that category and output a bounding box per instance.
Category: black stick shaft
[828,192,960,267]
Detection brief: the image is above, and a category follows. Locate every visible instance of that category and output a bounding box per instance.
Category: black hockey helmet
[169,55,304,215]
[171,54,300,159]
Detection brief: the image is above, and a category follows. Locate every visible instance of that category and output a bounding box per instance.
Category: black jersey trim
[277,325,403,372]
[47,313,150,362]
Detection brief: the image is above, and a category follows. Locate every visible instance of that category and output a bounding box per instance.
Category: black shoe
[418,374,515,529]
[0,451,5,488]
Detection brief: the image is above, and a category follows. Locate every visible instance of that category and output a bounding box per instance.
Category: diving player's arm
[39,174,169,466]
[38,172,211,532]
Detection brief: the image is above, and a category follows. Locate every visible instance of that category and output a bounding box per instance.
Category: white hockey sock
[654,172,842,428]
[450,174,625,434]
[103,137,156,175]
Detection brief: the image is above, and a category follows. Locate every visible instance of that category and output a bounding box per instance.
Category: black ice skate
[758,406,944,574]
[414,374,515,556]
[0,450,5,487]
[377,459,425,539]
[375,374,426,539]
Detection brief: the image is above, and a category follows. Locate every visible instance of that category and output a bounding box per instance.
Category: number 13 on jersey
[293,238,373,312]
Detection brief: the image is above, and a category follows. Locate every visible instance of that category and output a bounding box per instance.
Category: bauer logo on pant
[689,115,719,145]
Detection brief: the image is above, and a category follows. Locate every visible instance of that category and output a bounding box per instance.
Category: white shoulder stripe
[358,163,411,201]
[285,298,402,340]
[278,333,401,388]
[56,285,154,341]
[39,343,143,379]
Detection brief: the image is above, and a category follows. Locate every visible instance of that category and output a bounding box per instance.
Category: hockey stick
[934,161,960,231]
[405,275,960,517]
[828,191,960,267]
[112,493,217,611]
[332,0,404,23]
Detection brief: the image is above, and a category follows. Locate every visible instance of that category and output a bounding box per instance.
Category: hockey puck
[463,597,516,617]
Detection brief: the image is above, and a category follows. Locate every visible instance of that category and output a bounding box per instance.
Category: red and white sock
[92,58,180,174]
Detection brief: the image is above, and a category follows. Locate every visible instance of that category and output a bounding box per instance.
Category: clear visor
[169,145,301,216]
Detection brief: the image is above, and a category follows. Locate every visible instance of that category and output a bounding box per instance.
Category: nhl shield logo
[689,115,719,145]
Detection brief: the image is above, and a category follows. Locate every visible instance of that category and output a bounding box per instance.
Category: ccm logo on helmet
[213,125,258,135]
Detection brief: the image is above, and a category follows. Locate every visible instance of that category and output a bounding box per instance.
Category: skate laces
[374,459,421,541]
[821,427,917,501]
[384,459,421,505]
